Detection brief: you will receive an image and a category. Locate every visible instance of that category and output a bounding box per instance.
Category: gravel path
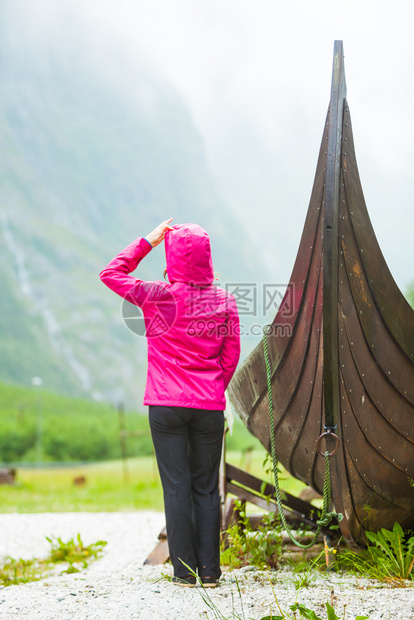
[0,512,413,619]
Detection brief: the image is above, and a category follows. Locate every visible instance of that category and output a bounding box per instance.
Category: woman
[100,218,240,587]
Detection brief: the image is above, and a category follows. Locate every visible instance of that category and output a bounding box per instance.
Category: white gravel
[0,512,413,620]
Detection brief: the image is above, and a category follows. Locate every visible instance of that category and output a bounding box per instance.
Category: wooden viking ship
[227,41,414,546]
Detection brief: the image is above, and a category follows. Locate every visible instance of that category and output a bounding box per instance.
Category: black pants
[149,405,224,579]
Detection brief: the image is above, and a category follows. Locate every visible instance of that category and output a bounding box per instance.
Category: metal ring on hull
[316,431,340,457]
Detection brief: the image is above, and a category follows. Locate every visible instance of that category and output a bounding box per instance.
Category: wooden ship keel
[228,41,414,546]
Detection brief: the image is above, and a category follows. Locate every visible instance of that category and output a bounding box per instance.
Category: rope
[262,325,342,549]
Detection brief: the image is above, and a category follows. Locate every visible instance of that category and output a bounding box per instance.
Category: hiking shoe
[200,576,220,588]
[172,576,196,587]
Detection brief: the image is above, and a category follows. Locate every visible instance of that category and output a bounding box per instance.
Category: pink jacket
[99,224,240,410]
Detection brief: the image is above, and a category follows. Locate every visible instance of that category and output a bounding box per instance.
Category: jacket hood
[164,223,214,285]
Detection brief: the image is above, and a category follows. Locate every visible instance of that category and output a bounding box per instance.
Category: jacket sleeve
[220,297,241,390]
[99,237,155,306]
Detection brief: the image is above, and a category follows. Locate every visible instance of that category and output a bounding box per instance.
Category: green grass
[0,451,305,513]
[0,457,163,512]
[0,534,107,586]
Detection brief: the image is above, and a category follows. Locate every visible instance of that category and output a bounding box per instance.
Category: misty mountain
[0,12,267,407]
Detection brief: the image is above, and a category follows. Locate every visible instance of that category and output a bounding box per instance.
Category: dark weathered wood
[143,526,169,565]
[225,463,334,535]
[219,428,229,528]
[323,40,346,433]
[0,468,16,485]
[143,538,170,565]
[227,40,414,546]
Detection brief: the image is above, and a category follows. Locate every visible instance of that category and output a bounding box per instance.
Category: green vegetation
[0,380,152,463]
[0,557,47,587]
[0,450,303,513]
[290,559,320,591]
[406,280,414,308]
[221,501,282,569]
[46,534,107,573]
[0,27,266,405]
[0,457,164,512]
[220,499,414,588]
[188,568,369,620]
[0,379,303,513]
[337,522,414,585]
[0,380,265,464]
[285,601,368,620]
[0,534,106,586]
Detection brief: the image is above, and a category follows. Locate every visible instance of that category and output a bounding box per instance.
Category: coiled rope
[262,325,342,549]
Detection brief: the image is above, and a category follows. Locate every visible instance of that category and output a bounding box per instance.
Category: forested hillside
[0,9,266,407]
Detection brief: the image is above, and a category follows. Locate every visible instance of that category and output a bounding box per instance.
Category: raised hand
[145,218,174,248]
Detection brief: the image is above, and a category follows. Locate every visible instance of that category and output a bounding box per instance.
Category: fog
[4,0,413,290]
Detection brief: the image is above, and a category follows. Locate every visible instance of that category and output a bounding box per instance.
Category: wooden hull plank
[340,293,414,437]
[340,332,414,475]
[341,105,414,361]
[344,443,414,534]
[339,185,414,404]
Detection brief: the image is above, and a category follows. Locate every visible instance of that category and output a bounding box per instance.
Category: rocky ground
[0,512,412,619]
